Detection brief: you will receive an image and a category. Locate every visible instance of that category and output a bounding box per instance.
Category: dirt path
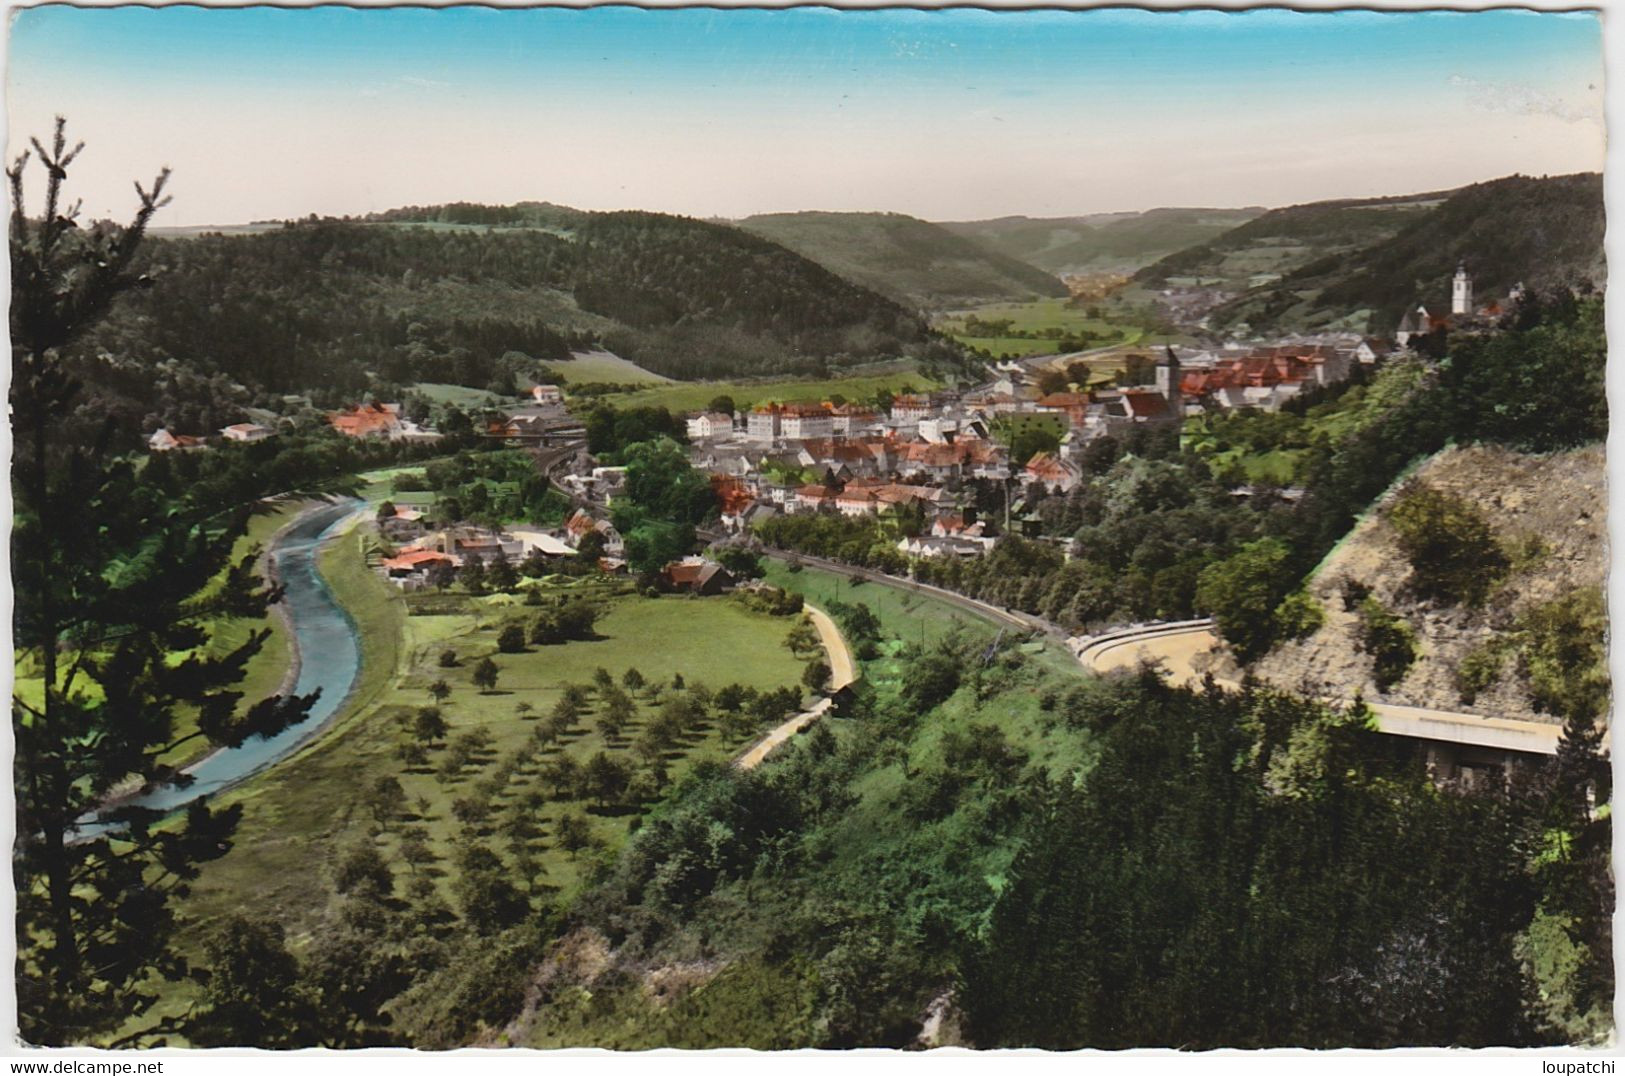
[736,604,855,770]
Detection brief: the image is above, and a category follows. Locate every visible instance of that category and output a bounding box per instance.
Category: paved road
[736,604,856,771]
[1076,619,1567,756]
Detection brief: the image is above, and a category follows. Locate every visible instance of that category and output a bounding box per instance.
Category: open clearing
[554,349,671,384]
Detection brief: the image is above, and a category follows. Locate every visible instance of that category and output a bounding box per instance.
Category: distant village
[150,268,1516,592]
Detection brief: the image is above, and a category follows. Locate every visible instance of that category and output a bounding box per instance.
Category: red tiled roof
[331,403,402,437]
[1122,391,1171,419]
[382,550,454,571]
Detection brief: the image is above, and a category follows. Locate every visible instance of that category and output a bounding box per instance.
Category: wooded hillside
[739,211,1068,309]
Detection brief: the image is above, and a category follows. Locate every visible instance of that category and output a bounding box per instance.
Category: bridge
[1074,618,1568,780]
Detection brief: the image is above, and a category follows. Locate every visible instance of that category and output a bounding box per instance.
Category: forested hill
[942,207,1265,275]
[1133,190,1451,290]
[1204,173,1606,334]
[737,211,1068,309]
[76,210,968,434]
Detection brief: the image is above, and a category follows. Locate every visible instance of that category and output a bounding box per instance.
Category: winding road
[91,498,368,824]
[1075,619,1567,757]
[736,604,856,770]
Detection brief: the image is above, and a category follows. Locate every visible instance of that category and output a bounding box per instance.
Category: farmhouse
[220,422,275,443]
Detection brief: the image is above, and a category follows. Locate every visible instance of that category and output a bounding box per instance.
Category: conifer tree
[11,119,313,1044]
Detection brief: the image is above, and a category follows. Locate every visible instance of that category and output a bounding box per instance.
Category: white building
[685,411,735,441]
[219,422,275,443]
[780,406,833,440]
[746,406,781,442]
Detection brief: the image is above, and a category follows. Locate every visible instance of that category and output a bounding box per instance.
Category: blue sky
[6,5,1605,225]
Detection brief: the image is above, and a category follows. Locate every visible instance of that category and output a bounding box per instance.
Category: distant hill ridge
[942,206,1266,275]
[1134,173,1604,334]
[737,210,1069,310]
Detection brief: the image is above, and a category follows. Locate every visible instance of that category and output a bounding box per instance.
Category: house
[711,474,757,531]
[1024,451,1083,493]
[889,394,933,423]
[408,526,525,564]
[1355,337,1394,365]
[897,534,989,559]
[330,402,402,439]
[686,411,736,441]
[147,429,206,452]
[793,484,839,513]
[663,557,735,595]
[563,509,625,556]
[219,422,275,443]
[531,384,564,405]
[380,507,427,543]
[380,549,456,589]
[506,530,576,559]
[796,437,890,479]
[931,514,986,540]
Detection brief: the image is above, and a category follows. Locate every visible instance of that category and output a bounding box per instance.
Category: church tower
[1158,346,1182,416]
[1452,264,1473,316]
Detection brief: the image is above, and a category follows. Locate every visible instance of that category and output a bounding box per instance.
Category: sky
[2,3,1607,226]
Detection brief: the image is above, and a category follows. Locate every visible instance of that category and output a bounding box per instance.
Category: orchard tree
[11,120,316,1044]
[413,705,449,744]
[472,658,500,694]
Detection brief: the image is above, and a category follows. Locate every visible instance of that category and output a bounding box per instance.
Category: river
[90,498,366,822]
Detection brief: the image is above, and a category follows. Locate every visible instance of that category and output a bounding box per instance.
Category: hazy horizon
[7,5,1604,228]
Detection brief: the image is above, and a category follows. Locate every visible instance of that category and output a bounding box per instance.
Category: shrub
[1356,597,1417,692]
[1386,482,1508,606]
[1517,587,1608,722]
[438,649,459,668]
[1455,640,1508,705]
[497,625,526,654]
[1272,589,1324,642]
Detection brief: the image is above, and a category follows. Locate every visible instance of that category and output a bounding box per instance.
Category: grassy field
[939,297,1109,334]
[937,297,1133,351]
[355,460,449,510]
[553,349,671,385]
[956,336,1067,358]
[412,382,506,409]
[762,559,1079,679]
[598,367,941,414]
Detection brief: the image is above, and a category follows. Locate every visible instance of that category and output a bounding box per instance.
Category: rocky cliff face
[1255,443,1606,722]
